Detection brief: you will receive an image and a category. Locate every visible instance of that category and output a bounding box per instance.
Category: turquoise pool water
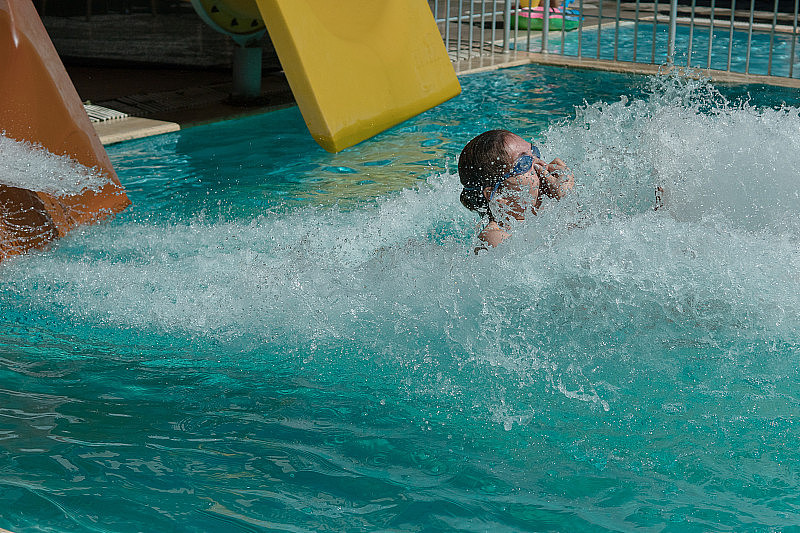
[2,65,800,531]
[515,22,800,78]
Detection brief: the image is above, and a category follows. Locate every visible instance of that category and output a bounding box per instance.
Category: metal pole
[492,0,498,54]
[634,0,640,62]
[513,0,519,49]
[727,0,736,72]
[745,0,755,73]
[468,0,475,60]
[481,0,487,57]
[527,1,534,53]
[504,0,512,52]
[688,0,696,67]
[231,45,262,101]
[596,0,603,59]
[668,0,678,64]
[446,0,452,53]
[791,0,799,78]
[560,0,567,55]
[707,0,715,68]
[458,0,464,60]
[615,0,621,61]
[768,0,779,75]
[542,0,551,53]
[651,0,659,64]
[577,0,584,57]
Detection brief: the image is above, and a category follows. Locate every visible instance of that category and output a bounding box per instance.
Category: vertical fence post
[745,0,755,73]
[651,0,659,63]
[687,0,696,67]
[614,0,622,61]
[504,0,513,52]
[667,0,678,64]
[727,0,736,72]
[707,0,715,68]
[768,0,778,75]
[457,0,464,61]
[468,0,475,60]
[597,0,604,59]
[634,0,641,61]
[542,0,550,52]
[791,0,799,78]
[577,0,584,57]
[445,0,452,54]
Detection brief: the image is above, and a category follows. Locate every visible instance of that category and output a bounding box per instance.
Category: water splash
[0,133,111,195]
[2,73,800,432]
[3,70,800,532]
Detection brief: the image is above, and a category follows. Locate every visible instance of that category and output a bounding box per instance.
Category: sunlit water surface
[2,65,800,532]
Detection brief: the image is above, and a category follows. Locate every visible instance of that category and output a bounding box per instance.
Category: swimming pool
[2,64,800,531]
[514,22,800,78]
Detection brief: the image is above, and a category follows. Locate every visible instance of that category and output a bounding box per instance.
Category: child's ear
[483,186,493,203]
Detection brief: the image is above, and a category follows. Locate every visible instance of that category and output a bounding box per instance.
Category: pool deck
[69,65,296,145]
[66,1,800,147]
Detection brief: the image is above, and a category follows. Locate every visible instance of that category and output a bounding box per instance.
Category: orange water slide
[0,0,130,261]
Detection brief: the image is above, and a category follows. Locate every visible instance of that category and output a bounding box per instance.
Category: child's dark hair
[458,129,515,216]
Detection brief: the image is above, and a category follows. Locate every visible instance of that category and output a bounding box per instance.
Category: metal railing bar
[560,0,567,56]
[687,0,696,67]
[615,0,622,61]
[480,0,487,57]
[791,0,799,77]
[727,0,735,72]
[503,0,512,52]
[468,0,474,60]
[634,0,641,62]
[707,0,715,68]
[542,0,551,53]
[445,0,451,53]
[512,0,519,50]
[492,0,498,53]
[668,0,678,63]
[745,0,754,73]
[596,0,604,59]
[577,0,584,58]
[457,0,464,60]
[650,0,658,65]
[767,0,778,74]
[527,1,534,54]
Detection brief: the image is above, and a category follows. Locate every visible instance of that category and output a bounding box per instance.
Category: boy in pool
[458,129,574,250]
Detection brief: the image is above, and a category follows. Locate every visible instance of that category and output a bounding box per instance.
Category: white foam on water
[3,74,800,431]
[0,133,110,195]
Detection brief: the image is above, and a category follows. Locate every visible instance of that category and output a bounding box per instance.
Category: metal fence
[431,0,800,81]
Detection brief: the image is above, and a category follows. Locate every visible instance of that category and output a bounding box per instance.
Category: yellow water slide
[0,0,130,261]
[192,0,462,152]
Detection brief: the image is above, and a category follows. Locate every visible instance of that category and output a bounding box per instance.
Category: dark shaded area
[33,0,194,17]
[677,0,798,12]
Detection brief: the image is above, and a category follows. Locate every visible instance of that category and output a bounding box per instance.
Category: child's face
[493,135,545,220]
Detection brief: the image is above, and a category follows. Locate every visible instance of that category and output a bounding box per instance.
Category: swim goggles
[464,143,542,200]
[488,143,542,200]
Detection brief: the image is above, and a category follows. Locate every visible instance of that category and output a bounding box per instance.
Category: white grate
[84,103,129,123]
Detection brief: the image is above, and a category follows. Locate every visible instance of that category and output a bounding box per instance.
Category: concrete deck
[67,64,296,145]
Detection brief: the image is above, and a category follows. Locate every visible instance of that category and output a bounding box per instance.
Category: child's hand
[537,158,574,199]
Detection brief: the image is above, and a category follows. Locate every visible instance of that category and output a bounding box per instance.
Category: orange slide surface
[0,0,130,261]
